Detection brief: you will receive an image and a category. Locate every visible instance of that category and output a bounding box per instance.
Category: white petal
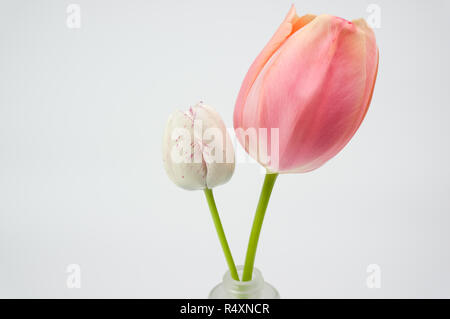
[162,103,235,190]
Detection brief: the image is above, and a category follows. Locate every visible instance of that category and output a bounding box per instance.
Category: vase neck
[223,266,264,298]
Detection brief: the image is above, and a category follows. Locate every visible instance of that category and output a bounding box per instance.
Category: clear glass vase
[208,265,280,299]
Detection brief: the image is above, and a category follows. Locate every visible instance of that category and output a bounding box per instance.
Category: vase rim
[223,265,264,292]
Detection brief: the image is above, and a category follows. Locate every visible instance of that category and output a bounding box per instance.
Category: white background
[1,0,449,298]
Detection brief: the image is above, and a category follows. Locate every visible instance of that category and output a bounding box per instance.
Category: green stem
[204,188,240,281]
[242,173,279,281]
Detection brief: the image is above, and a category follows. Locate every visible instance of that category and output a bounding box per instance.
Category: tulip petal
[195,105,235,188]
[233,8,378,174]
[351,18,379,131]
[253,15,376,172]
[163,103,235,190]
[162,110,207,190]
[234,5,316,134]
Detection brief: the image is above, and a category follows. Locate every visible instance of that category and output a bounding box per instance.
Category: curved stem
[203,188,240,281]
[242,173,278,281]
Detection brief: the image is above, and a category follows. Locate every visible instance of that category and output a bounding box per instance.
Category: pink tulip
[234,6,379,173]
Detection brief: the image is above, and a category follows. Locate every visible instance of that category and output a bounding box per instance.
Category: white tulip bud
[162,103,235,190]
